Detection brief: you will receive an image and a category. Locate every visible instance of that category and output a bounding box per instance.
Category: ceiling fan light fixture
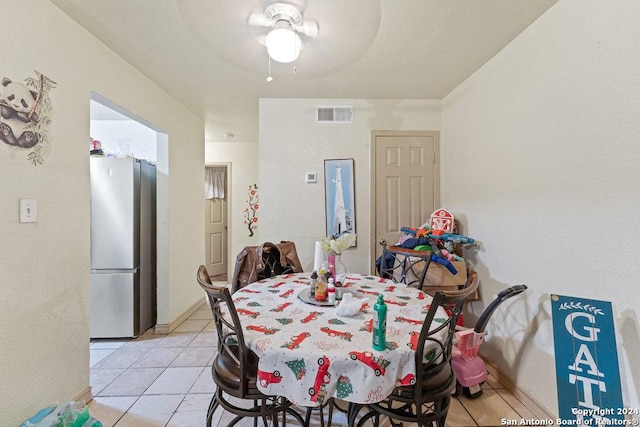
[265,27,301,63]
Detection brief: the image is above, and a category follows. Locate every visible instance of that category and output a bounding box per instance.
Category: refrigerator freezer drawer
[90,272,140,338]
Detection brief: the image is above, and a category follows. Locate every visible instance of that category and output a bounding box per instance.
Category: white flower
[320,233,356,255]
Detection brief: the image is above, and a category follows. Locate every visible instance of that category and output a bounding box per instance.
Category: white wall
[259,99,441,274]
[442,0,640,414]
[91,119,157,163]
[0,2,204,423]
[205,140,259,273]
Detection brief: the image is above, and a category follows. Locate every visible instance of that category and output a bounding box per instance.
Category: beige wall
[258,99,442,274]
[442,0,640,414]
[205,140,259,273]
[0,2,204,422]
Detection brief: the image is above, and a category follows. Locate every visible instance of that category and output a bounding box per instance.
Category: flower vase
[327,253,337,278]
[328,253,347,284]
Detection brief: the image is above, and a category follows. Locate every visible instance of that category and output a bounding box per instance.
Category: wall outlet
[19,199,37,223]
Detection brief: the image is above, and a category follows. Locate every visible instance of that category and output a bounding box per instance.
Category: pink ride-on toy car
[452,284,527,398]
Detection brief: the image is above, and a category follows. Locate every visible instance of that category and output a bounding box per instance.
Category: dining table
[231,272,449,408]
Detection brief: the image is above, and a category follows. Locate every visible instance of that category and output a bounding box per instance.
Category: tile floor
[88,289,538,426]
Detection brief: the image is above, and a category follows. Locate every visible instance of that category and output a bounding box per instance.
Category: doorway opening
[205,163,230,282]
[88,94,163,368]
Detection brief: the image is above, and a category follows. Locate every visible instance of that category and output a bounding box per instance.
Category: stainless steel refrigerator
[90,156,156,338]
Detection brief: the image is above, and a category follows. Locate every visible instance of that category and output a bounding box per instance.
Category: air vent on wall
[315,106,353,124]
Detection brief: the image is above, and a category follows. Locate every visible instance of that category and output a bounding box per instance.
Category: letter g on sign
[565,312,600,342]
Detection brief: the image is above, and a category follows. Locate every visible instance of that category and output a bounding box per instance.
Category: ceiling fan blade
[254,34,267,46]
[248,11,271,27]
[296,20,319,38]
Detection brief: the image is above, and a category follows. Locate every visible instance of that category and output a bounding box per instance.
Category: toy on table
[401,206,476,247]
[423,240,458,274]
[400,238,458,275]
[399,208,455,240]
[400,226,430,238]
[432,233,475,244]
[430,208,455,233]
[429,251,458,274]
[401,226,475,246]
[428,208,475,244]
[394,208,477,277]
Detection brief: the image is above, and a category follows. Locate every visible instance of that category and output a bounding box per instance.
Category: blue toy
[400,226,475,245]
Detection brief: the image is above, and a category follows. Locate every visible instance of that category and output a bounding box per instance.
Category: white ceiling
[52,0,557,142]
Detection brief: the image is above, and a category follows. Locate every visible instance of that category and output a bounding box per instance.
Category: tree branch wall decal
[243,184,259,237]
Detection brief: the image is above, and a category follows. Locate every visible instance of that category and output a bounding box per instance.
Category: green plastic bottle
[372,294,387,351]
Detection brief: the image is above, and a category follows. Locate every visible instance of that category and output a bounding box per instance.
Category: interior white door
[372,131,440,266]
[205,196,227,277]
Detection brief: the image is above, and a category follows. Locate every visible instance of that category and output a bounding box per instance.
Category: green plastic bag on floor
[19,402,102,427]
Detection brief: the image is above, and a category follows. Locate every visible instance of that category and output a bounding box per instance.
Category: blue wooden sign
[551,294,624,425]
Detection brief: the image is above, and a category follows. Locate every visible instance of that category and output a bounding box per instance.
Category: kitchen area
[89,98,159,340]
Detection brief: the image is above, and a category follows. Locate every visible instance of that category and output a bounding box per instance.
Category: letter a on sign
[551,295,624,425]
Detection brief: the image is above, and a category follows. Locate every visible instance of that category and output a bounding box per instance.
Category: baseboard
[484,358,555,419]
[75,385,93,404]
[153,297,207,335]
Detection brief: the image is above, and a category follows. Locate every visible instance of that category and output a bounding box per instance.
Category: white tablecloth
[233,272,448,406]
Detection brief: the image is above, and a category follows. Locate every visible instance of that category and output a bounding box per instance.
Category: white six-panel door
[205,196,227,277]
[372,131,440,266]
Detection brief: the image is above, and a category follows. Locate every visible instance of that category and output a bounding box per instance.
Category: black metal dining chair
[197,265,304,426]
[377,242,435,290]
[351,271,479,427]
[377,240,473,302]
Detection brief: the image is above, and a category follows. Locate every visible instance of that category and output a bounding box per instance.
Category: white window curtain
[205,167,225,199]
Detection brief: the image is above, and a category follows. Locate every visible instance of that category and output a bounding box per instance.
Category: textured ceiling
[51,0,558,141]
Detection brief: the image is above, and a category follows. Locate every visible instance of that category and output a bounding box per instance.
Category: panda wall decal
[0,71,56,165]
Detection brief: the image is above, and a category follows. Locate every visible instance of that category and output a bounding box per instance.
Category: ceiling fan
[248,0,319,63]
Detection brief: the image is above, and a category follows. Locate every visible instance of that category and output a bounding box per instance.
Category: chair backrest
[412,271,479,396]
[231,241,303,293]
[197,265,252,396]
[436,270,479,359]
[377,243,433,289]
[439,270,479,306]
[377,241,472,299]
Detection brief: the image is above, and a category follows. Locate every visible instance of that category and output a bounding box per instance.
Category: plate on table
[298,289,336,306]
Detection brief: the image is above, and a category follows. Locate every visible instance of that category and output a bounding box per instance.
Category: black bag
[257,245,294,280]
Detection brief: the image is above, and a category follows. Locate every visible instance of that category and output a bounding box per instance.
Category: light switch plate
[20,199,37,223]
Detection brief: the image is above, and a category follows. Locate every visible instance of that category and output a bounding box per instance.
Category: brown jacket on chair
[231,241,303,293]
